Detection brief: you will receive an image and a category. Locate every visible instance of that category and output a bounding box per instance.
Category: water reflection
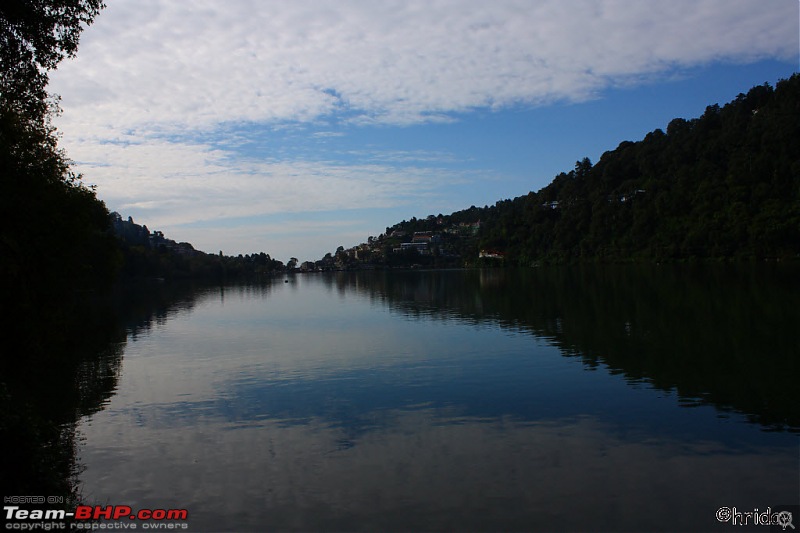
[79,407,796,532]
[1,280,215,500]
[69,267,799,531]
[322,266,799,431]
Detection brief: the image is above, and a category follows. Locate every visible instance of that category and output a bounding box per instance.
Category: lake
[71,266,798,531]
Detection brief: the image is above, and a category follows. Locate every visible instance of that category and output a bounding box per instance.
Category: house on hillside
[412,232,432,243]
[479,250,505,260]
[400,242,431,255]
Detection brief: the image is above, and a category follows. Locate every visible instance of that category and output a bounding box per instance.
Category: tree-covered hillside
[351,75,798,268]
[109,212,286,280]
[2,1,116,312]
[2,0,112,502]
[477,75,800,264]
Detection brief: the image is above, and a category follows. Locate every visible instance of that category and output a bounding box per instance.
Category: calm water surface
[75,267,799,531]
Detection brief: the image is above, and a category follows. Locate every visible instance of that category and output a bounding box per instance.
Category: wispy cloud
[69,136,477,225]
[52,0,797,133]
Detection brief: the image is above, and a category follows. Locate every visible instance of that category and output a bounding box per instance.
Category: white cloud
[52,0,798,133]
[68,134,477,243]
[174,219,372,261]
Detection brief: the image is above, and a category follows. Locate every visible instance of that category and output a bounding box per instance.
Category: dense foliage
[1,0,104,125]
[372,76,799,267]
[477,76,800,264]
[110,213,286,280]
[1,0,115,313]
[1,0,111,502]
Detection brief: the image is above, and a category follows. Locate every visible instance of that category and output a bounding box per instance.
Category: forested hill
[368,75,799,267]
[473,75,800,264]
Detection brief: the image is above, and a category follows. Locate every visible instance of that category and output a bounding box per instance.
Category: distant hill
[110,212,286,280]
[327,74,799,268]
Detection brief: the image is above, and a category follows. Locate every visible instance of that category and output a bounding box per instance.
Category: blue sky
[49,0,799,262]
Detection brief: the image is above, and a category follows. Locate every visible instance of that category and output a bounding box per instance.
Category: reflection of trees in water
[1,306,123,503]
[0,280,233,503]
[4,271,791,506]
[325,266,799,432]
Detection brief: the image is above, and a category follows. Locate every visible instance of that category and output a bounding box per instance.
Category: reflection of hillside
[1,280,224,501]
[326,267,799,431]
